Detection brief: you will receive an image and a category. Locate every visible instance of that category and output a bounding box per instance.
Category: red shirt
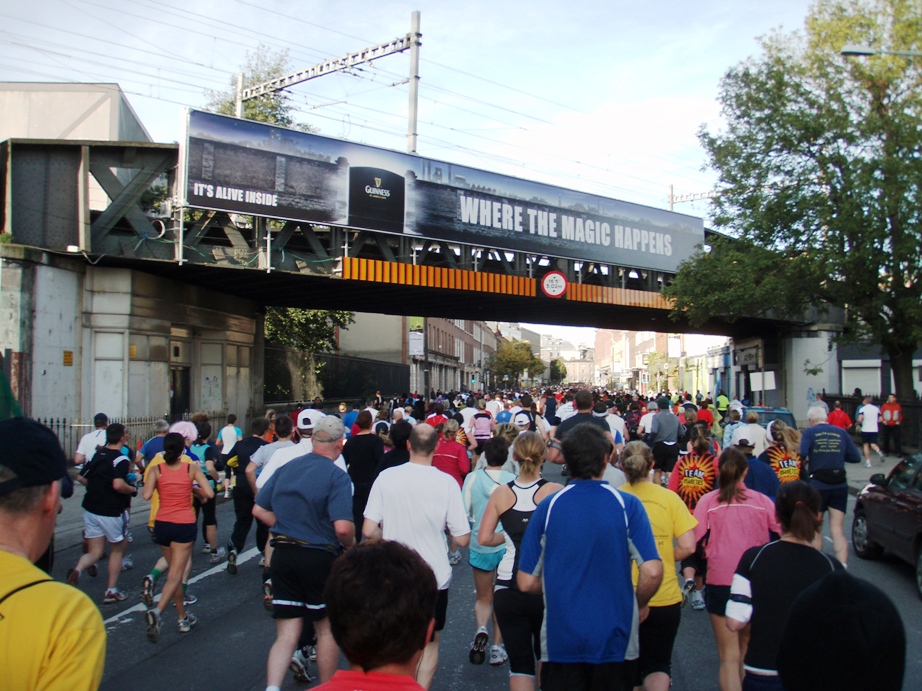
[425,414,448,428]
[431,438,470,488]
[314,670,425,690]
[881,402,902,426]
[827,409,852,430]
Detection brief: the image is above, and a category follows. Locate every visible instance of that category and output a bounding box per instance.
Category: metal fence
[37,411,226,457]
[823,395,921,452]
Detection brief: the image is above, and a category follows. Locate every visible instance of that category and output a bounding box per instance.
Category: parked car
[852,453,922,599]
[741,406,797,430]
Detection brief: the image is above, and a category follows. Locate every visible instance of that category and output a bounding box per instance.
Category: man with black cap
[0,417,106,690]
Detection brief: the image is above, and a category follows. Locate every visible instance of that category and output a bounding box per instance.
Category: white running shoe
[489,645,508,666]
[690,589,706,611]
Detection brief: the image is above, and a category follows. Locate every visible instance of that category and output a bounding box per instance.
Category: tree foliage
[489,340,545,384]
[664,0,922,398]
[206,44,316,132]
[549,358,568,384]
[264,308,354,353]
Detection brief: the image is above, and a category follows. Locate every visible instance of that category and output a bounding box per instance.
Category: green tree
[549,358,568,384]
[489,340,545,386]
[663,0,922,398]
[264,308,354,353]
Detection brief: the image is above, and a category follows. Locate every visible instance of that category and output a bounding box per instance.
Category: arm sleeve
[693,495,711,542]
[726,548,756,624]
[35,598,106,691]
[327,470,355,523]
[671,492,698,536]
[113,457,129,481]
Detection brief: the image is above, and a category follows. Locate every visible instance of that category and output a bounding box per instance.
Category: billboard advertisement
[183,110,704,272]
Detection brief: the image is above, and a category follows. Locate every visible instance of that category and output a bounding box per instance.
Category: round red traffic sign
[540,271,568,298]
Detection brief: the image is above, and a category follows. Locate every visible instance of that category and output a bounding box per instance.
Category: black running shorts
[270,544,338,621]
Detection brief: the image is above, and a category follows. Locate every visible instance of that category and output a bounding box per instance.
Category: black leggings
[493,587,544,677]
[230,492,269,554]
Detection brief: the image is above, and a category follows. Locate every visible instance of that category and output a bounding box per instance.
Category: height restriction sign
[540,271,568,298]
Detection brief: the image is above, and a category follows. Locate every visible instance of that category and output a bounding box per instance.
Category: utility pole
[233,12,421,131]
[407,10,421,154]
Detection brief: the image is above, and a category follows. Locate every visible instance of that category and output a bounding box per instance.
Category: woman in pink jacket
[693,447,781,691]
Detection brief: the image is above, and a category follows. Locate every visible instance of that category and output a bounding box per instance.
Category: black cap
[0,418,68,495]
[657,397,671,410]
[93,412,108,426]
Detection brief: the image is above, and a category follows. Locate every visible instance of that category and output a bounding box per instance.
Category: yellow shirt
[143,453,195,528]
[619,481,698,607]
[0,551,105,691]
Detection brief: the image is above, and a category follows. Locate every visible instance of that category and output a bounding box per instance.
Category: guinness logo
[375,177,382,187]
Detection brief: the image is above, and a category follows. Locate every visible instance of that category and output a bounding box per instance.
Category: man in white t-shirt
[484,394,502,418]
[606,404,626,440]
[856,396,883,468]
[363,424,470,690]
[74,413,108,468]
[637,407,657,441]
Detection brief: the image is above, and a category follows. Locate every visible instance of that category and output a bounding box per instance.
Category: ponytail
[162,432,185,464]
[513,431,546,476]
[776,481,822,541]
[622,441,653,484]
[717,447,748,504]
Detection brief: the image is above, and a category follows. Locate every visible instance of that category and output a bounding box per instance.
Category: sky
[0,0,815,346]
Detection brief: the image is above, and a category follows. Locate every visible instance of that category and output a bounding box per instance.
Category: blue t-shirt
[342,410,359,438]
[255,453,353,553]
[518,480,660,664]
[744,455,780,500]
[495,410,512,424]
[140,435,165,461]
[799,423,861,487]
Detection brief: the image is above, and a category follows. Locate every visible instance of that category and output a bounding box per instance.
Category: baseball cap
[93,412,108,426]
[513,412,531,427]
[0,418,68,495]
[313,415,345,442]
[657,397,671,410]
[297,409,323,430]
[735,438,755,450]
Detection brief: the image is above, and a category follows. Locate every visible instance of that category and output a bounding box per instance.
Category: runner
[618,441,697,691]
[461,436,515,667]
[363,424,471,690]
[758,420,802,486]
[693,448,781,691]
[478,431,563,690]
[190,422,224,563]
[142,432,214,642]
[67,423,136,604]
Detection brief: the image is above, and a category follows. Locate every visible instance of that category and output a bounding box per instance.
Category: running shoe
[178,612,197,633]
[227,547,238,575]
[263,579,274,612]
[183,592,198,606]
[86,563,98,578]
[489,645,508,666]
[126,531,134,543]
[103,588,127,604]
[290,648,314,683]
[201,545,214,554]
[258,555,266,568]
[146,608,161,643]
[210,546,227,564]
[865,460,872,468]
[469,626,489,665]
[66,568,80,586]
[141,575,154,607]
[681,579,695,608]
[449,551,462,566]
[307,645,317,662]
[121,556,134,571]
[690,589,706,611]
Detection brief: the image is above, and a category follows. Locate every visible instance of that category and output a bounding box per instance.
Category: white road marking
[103,546,260,628]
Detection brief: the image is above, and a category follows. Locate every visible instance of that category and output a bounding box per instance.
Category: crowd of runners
[26,386,909,690]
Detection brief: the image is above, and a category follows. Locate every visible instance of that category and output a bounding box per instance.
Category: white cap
[297,409,324,430]
[513,412,531,427]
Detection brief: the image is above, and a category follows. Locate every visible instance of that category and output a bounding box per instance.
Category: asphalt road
[50,461,921,691]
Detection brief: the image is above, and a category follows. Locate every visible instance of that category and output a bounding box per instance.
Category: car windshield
[887,454,922,491]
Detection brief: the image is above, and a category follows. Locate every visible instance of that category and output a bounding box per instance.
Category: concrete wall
[0,83,151,143]
[1,245,260,422]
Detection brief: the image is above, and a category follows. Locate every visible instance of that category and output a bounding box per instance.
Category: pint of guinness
[348,167,406,233]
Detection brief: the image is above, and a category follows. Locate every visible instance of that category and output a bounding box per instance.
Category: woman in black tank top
[478,432,563,687]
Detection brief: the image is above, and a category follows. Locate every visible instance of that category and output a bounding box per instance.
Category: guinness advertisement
[182,110,704,273]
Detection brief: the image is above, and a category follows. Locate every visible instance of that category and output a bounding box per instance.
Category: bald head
[409,424,439,460]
